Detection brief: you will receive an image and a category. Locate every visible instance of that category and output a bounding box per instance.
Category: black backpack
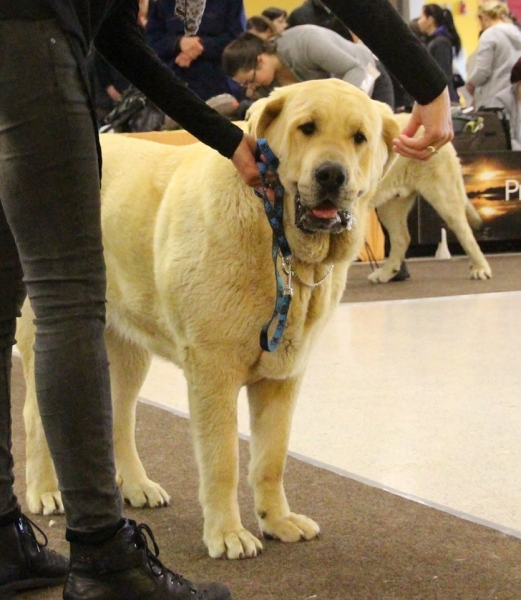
[101,86,165,133]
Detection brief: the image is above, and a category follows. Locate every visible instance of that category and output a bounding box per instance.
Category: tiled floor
[139,289,521,539]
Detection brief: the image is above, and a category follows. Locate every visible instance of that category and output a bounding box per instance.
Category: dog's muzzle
[295,197,355,233]
[295,162,356,234]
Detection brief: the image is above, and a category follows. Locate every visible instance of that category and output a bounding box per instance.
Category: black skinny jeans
[0,19,121,532]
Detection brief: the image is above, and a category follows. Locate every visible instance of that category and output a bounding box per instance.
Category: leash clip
[282,256,293,297]
[284,270,293,297]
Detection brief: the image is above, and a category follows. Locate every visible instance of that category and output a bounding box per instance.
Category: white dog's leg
[425,201,492,280]
[186,366,263,560]
[248,376,320,544]
[415,167,491,279]
[369,195,416,283]
[17,304,63,516]
[105,328,170,508]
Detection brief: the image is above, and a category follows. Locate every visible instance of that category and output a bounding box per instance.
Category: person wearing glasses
[223,26,391,106]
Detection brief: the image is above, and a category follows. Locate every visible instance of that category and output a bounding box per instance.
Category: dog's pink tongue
[312,204,338,219]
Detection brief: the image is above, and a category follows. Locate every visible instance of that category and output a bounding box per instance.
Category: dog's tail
[465,200,483,231]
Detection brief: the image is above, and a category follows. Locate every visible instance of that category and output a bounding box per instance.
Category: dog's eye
[299,121,317,136]
[354,131,367,145]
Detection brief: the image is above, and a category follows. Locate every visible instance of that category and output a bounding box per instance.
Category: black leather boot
[0,512,69,596]
[64,519,231,600]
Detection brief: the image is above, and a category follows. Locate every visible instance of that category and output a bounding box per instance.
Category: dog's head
[247,80,399,263]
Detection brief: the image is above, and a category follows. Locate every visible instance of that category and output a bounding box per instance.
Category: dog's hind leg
[105,327,170,508]
[17,301,63,515]
[369,194,416,283]
[418,179,492,280]
[248,375,320,544]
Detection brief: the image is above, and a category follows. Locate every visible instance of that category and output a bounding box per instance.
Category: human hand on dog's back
[392,87,454,161]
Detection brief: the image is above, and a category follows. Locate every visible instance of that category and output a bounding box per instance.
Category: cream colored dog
[17,80,399,559]
[368,112,492,282]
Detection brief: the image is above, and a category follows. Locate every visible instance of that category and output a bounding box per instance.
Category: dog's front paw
[118,474,170,508]
[205,527,263,559]
[26,487,64,516]
[260,512,320,543]
[470,264,492,280]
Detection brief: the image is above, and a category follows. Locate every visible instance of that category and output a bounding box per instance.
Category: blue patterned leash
[254,138,293,352]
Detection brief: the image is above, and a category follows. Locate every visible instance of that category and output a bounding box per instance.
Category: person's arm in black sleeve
[321,0,453,160]
[320,0,447,105]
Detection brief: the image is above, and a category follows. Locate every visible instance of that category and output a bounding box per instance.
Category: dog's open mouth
[295,196,356,234]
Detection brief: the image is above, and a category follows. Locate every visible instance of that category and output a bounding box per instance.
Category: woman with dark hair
[417,4,462,104]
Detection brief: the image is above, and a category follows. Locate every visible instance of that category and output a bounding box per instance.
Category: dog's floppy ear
[246,89,287,137]
[244,97,269,135]
[373,101,401,179]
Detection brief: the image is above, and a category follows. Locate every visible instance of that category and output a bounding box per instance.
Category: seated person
[486,57,521,149]
[222,25,394,108]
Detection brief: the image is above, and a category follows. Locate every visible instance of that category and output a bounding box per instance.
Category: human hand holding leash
[231,133,262,187]
[232,133,277,203]
[392,87,453,161]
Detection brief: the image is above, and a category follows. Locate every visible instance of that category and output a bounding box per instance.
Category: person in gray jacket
[466,0,521,108]
[486,57,521,149]
[222,25,392,107]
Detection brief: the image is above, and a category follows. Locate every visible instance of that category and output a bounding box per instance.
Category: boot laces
[19,514,49,550]
[136,523,198,595]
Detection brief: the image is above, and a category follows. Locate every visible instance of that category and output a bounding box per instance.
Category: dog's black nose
[315,162,347,193]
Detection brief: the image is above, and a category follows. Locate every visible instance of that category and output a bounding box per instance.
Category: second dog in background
[368,112,492,283]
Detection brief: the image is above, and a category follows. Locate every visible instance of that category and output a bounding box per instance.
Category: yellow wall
[244,0,301,18]
[244,0,482,56]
